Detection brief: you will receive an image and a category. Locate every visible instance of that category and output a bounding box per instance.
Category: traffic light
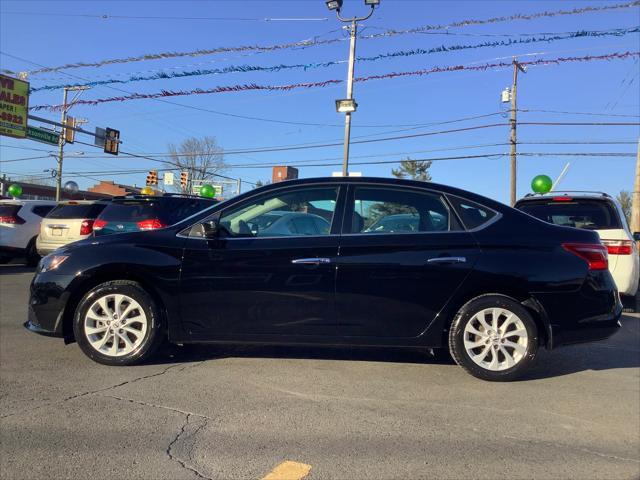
[104,127,120,155]
[180,171,188,190]
[146,170,158,186]
[64,116,76,143]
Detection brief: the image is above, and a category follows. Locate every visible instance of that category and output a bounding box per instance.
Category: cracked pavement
[1,267,639,479]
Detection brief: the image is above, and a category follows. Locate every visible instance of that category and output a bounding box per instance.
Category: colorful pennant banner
[29,51,639,112]
[14,1,640,75]
[29,27,640,93]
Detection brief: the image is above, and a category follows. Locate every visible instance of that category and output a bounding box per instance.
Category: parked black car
[93,194,217,235]
[25,177,622,381]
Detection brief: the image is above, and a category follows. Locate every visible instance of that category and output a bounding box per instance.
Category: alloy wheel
[462,307,529,371]
[83,293,148,357]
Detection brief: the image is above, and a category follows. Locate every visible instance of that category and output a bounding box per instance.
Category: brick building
[87,180,142,196]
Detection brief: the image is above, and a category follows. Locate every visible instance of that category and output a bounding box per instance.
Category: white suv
[515,192,639,308]
[0,199,57,266]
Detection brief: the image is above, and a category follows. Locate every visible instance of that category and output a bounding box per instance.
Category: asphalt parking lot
[1,265,639,480]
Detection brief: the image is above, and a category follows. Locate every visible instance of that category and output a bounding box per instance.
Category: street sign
[163,172,174,186]
[0,74,29,139]
[26,126,60,145]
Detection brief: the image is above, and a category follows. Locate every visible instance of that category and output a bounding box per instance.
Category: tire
[25,238,40,267]
[73,280,165,366]
[448,294,539,381]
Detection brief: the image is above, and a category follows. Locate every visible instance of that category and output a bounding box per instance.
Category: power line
[519,108,640,118]
[0,12,328,22]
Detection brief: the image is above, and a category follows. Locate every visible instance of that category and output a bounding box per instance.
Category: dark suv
[93,194,217,236]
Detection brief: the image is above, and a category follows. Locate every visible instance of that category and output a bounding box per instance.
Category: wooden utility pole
[632,138,640,234]
[509,58,526,206]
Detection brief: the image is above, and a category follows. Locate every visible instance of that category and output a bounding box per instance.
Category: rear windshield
[517,199,622,230]
[98,202,158,222]
[97,198,214,225]
[47,203,106,219]
[0,204,20,217]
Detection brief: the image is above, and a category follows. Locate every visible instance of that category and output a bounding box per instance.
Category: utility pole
[55,86,89,201]
[632,138,640,234]
[509,58,526,206]
[341,19,358,177]
[327,0,377,177]
[236,177,242,196]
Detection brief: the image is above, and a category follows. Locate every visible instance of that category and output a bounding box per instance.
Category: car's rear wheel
[449,295,538,381]
[73,281,164,366]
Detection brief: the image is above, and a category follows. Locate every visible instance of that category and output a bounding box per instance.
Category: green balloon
[7,184,22,198]
[531,175,553,194]
[200,184,215,198]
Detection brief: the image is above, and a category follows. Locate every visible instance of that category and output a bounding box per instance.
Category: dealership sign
[0,74,29,139]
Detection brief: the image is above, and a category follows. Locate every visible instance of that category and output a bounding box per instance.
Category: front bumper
[25,271,77,339]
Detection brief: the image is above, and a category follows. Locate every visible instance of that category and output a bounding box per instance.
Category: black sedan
[25,177,622,381]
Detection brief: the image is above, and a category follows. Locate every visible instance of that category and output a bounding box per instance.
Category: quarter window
[350,187,454,234]
[217,187,337,238]
[447,196,497,230]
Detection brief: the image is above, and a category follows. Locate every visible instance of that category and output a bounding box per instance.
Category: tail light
[93,218,108,231]
[0,215,25,224]
[79,219,94,236]
[562,243,608,270]
[602,239,633,255]
[552,196,573,202]
[136,218,165,230]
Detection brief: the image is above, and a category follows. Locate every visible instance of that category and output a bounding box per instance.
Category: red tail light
[602,239,633,255]
[562,243,608,270]
[0,215,25,224]
[136,218,165,230]
[93,218,108,230]
[553,196,573,202]
[79,219,94,236]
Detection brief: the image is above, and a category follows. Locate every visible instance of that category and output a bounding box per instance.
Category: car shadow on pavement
[154,326,640,381]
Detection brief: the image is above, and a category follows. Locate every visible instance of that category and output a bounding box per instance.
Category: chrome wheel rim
[463,307,528,371]
[83,294,148,357]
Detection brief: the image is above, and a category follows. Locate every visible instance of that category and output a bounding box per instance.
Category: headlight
[38,254,69,273]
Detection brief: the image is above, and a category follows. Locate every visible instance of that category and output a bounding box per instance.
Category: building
[0,179,109,201]
[272,166,299,183]
[87,180,142,196]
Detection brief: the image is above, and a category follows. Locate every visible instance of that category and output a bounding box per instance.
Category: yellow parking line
[261,461,312,480]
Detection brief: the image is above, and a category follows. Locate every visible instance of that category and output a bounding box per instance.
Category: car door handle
[291,258,331,265]
[427,256,467,264]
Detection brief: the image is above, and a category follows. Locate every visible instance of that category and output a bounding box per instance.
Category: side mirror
[633,232,640,242]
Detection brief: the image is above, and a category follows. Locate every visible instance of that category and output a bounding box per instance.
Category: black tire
[73,280,165,366]
[25,237,40,267]
[448,294,539,382]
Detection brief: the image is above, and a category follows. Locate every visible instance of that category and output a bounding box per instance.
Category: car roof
[516,191,614,203]
[250,176,508,210]
[0,199,57,205]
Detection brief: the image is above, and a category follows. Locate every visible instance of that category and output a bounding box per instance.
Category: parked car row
[0,194,217,265]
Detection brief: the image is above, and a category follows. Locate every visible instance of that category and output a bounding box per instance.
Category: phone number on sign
[0,112,24,125]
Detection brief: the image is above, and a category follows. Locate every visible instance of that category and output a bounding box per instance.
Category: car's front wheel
[448,295,538,381]
[73,280,164,366]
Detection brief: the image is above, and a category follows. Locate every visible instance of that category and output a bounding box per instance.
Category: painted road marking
[261,461,312,480]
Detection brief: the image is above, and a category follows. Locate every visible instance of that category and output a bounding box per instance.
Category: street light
[326,0,381,177]
[335,99,358,113]
[325,0,343,10]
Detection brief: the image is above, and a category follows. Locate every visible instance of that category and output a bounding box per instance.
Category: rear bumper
[551,302,623,347]
[36,237,76,256]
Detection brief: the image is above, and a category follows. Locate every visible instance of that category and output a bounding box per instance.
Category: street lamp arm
[336,4,374,22]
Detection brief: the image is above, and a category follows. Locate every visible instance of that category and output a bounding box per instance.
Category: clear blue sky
[1,0,638,202]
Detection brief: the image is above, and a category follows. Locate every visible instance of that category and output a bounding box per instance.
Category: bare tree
[617,190,632,225]
[167,136,226,193]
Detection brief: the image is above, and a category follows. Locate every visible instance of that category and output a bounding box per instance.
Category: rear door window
[31,205,55,217]
[349,187,456,234]
[0,204,21,217]
[517,199,621,230]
